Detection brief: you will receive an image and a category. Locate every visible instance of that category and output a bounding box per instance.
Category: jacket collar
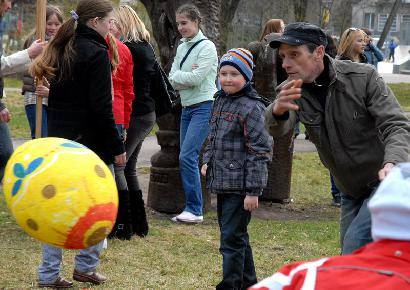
[76,23,109,49]
[181,29,206,43]
[220,82,259,99]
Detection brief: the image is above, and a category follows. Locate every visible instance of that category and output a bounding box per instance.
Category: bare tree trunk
[377,0,401,49]
[294,0,308,22]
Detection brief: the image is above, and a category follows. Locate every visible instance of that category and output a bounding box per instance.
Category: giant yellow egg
[2,137,118,249]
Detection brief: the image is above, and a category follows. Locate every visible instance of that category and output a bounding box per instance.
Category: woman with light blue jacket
[169,4,218,223]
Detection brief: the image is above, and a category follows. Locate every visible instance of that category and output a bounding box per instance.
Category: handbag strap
[179,39,208,69]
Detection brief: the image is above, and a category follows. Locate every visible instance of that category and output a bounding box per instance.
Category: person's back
[48,23,122,164]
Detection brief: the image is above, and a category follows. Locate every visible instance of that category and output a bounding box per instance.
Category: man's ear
[315,45,325,60]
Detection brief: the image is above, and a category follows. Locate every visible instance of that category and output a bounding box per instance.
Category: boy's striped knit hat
[219,48,254,82]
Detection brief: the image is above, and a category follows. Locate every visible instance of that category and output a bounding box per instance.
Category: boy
[201,48,273,289]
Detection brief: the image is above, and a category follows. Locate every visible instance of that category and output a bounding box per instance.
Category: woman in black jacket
[112,5,159,238]
[30,0,124,287]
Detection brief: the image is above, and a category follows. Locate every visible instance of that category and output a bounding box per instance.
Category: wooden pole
[34,0,46,139]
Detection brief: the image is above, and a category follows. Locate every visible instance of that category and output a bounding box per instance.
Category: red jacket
[107,37,135,128]
[249,240,410,290]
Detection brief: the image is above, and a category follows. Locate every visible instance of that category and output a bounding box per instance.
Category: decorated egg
[2,137,118,249]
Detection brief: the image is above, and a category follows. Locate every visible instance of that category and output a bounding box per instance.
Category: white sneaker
[171,211,203,223]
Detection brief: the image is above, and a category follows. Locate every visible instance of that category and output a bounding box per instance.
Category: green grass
[389,83,410,111]
[0,191,339,289]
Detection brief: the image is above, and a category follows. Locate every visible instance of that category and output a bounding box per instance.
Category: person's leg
[339,193,361,251]
[24,104,36,139]
[216,194,252,290]
[0,122,13,181]
[330,174,341,206]
[38,244,63,284]
[342,194,372,255]
[74,240,104,273]
[114,124,127,191]
[179,102,212,216]
[124,112,156,192]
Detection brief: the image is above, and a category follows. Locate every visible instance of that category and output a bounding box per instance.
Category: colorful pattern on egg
[2,138,118,249]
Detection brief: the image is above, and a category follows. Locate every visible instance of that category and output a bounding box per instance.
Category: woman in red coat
[106,22,136,240]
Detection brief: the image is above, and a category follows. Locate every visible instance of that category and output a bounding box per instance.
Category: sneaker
[171,211,203,223]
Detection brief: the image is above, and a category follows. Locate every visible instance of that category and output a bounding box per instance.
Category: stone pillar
[147,112,211,214]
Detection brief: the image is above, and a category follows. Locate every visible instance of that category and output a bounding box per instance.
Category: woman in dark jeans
[112,5,159,238]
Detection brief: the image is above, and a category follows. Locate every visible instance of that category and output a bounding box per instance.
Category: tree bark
[377,0,401,49]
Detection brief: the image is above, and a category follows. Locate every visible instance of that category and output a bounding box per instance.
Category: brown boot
[73,269,107,285]
[38,277,73,288]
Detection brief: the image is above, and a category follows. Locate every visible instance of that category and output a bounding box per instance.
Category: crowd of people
[0,0,409,288]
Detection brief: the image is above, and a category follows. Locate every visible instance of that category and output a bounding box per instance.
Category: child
[22,5,63,138]
[30,0,125,287]
[201,48,273,289]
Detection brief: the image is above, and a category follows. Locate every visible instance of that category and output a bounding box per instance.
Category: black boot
[108,190,133,240]
[129,190,149,237]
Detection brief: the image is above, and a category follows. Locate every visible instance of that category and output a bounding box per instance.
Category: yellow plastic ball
[2,137,118,249]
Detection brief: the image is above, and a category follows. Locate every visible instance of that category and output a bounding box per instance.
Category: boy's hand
[273,79,303,116]
[201,164,207,176]
[244,195,258,212]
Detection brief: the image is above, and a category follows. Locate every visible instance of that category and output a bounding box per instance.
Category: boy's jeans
[38,165,114,283]
[0,122,13,181]
[38,241,104,283]
[179,101,212,216]
[340,192,374,255]
[216,194,257,290]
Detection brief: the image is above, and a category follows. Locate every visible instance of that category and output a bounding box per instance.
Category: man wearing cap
[264,22,410,254]
[249,163,410,290]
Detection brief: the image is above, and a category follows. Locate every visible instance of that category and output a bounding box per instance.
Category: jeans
[38,241,105,283]
[216,194,257,290]
[330,174,341,199]
[25,104,48,139]
[340,192,374,255]
[0,122,13,181]
[114,124,127,190]
[179,101,212,216]
[117,112,156,192]
[38,165,114,283]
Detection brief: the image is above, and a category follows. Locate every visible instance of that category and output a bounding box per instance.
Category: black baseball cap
[269,22,328,48]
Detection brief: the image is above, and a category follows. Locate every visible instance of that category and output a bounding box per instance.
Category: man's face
[278,43,324,83]
[0,0,12,17]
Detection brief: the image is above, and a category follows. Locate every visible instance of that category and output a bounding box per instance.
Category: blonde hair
[107,33,119,73]
[337,28,366,61]
[259,19,284,41]
[114,5,150,43]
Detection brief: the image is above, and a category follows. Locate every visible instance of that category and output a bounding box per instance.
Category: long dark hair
[30,0,113,80]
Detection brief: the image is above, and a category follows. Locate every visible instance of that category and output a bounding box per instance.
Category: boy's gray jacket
[203,83,273,195]
[264,55,410,198]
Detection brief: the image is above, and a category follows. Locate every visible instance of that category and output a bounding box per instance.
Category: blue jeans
[330,174,340,195]
[38,165,114,283]
[25,104,48,139]
[0,121,13,181]
[216,194,257,290]
[179,101,212,216]
[340,192,374,255]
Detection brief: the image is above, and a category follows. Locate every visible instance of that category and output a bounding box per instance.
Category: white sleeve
[1,49,31,76]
